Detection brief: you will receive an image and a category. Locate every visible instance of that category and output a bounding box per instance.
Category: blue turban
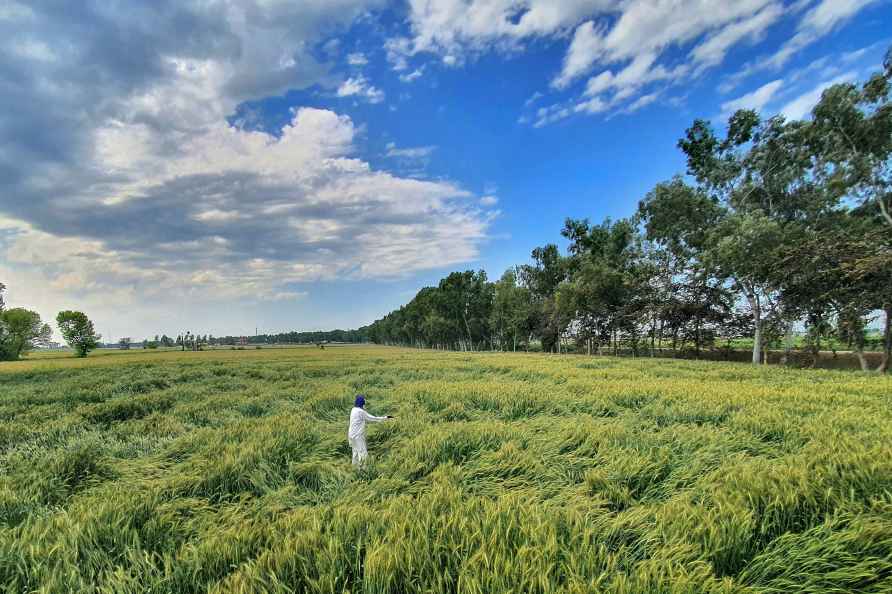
[355,395,366,408]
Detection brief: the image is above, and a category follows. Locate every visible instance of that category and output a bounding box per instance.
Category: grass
[1,346,890,593]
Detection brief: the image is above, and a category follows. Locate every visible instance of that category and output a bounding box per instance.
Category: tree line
[366,54,892,373]
[134,329,369,349]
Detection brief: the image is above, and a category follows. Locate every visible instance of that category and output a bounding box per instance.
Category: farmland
[1,346,891,593]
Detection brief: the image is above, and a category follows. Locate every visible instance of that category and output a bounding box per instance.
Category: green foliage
[0,308,51,361]
[56,310,100,357]
[0,346,890,593]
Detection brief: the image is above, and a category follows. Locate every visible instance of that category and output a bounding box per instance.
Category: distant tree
[0,283,52,360]
[0,308,52,361]
[56,310,100,358]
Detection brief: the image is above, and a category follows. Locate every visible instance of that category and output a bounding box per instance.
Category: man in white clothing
[347,395,392,467]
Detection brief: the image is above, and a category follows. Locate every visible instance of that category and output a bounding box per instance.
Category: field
[1,346,891,593]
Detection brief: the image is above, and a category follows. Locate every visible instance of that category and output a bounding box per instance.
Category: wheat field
[1,346,890,593]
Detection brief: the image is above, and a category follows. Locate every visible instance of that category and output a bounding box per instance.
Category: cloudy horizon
[1,0,888,341]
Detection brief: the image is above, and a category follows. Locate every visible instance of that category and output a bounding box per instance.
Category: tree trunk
[462,313,474,352]
[780,322,794,366]
[854,348,870,372]
[745,288,762,366]
[650,317,656,357]
[877,304,891,374]
[694,315,702,359]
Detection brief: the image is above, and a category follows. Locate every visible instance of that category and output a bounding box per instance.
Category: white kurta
[347,406,387,466]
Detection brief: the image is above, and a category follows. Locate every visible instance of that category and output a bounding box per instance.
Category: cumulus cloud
[0,0,491,335]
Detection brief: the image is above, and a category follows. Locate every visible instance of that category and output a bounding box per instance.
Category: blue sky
[0,0,889,340]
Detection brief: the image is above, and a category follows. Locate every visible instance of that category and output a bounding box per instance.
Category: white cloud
[721,78,784,116]
[625,92,660,112]
[553,20,606,89]
[533,103,574,127]
[399,67,425,82]
[398,0,876,126]
[336,75,385,103]
[347,52,368,66]
[723,0,881,90]
[524,91,544,107]
[779,71,856,120]
[385,142,437,159]
[0,1,492,339]
[689,4,783,71]
[479,195,498,206]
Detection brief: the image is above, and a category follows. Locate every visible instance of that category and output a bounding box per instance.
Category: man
[347,395,392,467]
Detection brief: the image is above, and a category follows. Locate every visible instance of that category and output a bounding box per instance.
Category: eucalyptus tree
[808,50,892,229]
[671,107,827,364]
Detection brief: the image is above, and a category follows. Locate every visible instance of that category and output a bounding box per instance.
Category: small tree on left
[56,310,101,358]
[0,284,52,360]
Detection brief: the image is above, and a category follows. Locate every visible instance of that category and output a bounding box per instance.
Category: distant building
[119,338,131,350]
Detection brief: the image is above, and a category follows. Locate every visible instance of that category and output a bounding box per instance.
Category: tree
[637,178,737,357]
[558,218,638,356]
[808,62,892,229]
[56,311,100,357]
[490,269,534,351]
[0,308,52,360]
[518,245,568,352]
[437,271,492,351]
[671,109,821,364]
[0,283,52,360]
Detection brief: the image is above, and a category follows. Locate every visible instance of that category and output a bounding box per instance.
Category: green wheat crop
[0,347,890,593]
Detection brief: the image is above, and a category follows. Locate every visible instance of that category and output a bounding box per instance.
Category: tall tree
[808,54,892,229]
[674,110,819,364]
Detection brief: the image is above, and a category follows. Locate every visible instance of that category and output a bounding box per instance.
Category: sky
[0,0,889,341]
